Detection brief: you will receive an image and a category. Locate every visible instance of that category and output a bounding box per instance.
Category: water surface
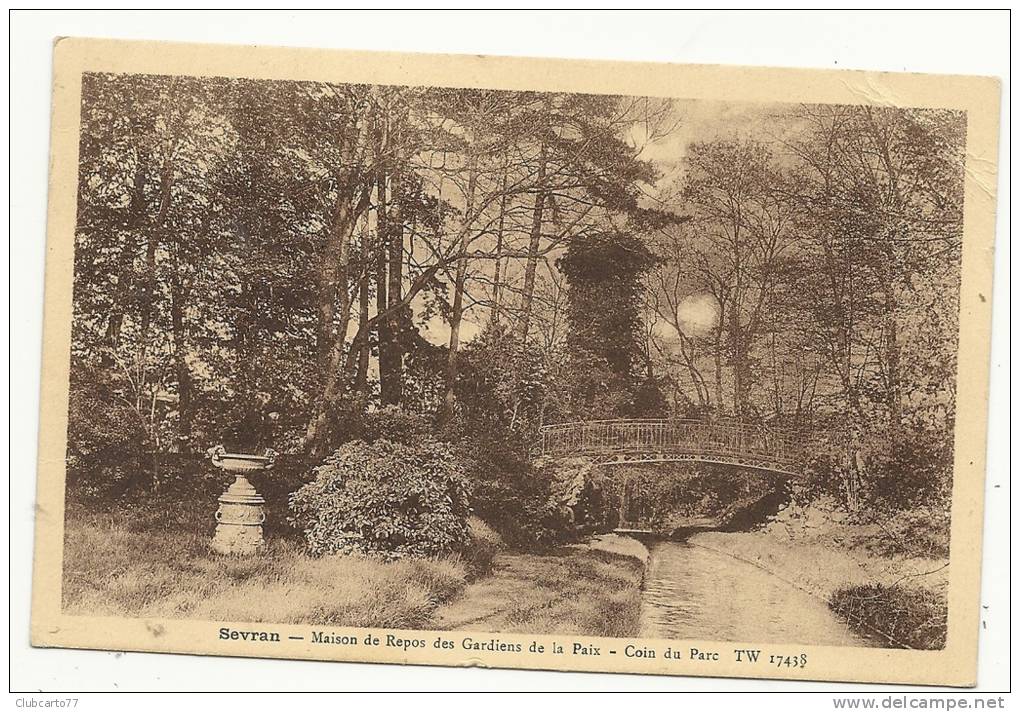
[639,540,872,647]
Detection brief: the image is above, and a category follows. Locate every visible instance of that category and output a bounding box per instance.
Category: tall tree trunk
[375,171,396,405]
[139,234,158,340]
[103,161,149,363]
[169,272,193,448]
[307,253,452,452]
[878,228,901,437]
[355,214,371,396]
[518,144,548,342]
[674,331,709,409]
[865,106,904,437]
[443,153,478,423]
[732,341,750,418]
[139,157,174,345]
[491,157,509,326]
[303,99,375,454]
[729,212,747,417]
[710,298,726,415]
[713,332,724,415]
[731,335,742,417]
[304,186,372,452]
[883,272,901,433]
[385,170,405,405]
[316,242,338,376]
[769,331,782,416]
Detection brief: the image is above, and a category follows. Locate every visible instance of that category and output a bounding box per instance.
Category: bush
[830,583,947,650]
[796,426,953,519]
[458,435,573,550]
[66,365,149,497]
[868,428,953,512]
[289,436,471,558]
[319,403,431,453]
[454,324,547,437]
[460,516,503,577]
[354,406,431,445]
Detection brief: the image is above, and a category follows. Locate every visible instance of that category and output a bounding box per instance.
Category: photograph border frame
[29,36,1002,687]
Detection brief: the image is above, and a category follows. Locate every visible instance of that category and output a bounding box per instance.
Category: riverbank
[429,535,648,637]
[62,506,498,628]
[689,502,949,649]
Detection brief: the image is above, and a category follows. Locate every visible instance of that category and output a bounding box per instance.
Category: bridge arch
[534,419,833,532]
[535,418,824,478]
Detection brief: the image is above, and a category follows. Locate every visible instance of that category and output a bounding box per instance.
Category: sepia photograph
[27,34,1001,688]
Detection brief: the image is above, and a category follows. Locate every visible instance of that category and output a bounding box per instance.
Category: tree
[74,73,235,454]
[784,104,964,431]
[680,140,804,419]
[646,219,714,413]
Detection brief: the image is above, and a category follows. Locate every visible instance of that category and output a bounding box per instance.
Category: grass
[62,500,644,638]
[62,505,495,629]
[429,544,645,638]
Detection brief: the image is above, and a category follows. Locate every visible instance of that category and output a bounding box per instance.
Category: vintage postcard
[31,37,1000,686]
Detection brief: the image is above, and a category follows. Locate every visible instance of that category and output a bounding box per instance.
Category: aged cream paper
[32,37,1000,686]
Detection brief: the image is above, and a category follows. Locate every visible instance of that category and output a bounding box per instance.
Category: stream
[638,539,873,647]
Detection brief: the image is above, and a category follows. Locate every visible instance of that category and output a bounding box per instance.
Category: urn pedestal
[208,447,276,556]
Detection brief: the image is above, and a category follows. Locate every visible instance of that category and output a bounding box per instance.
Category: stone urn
[208,445,277,556]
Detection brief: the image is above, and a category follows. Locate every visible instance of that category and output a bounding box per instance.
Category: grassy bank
[61,502,642,638]
[62,505,496,629]
[430,535,647,637]
[690,502,949,649]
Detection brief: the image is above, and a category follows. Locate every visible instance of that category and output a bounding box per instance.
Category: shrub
[460,516,503,577]
[454,323,547,437]
[319,403,431,453]
[867,428,953,512]
[289,436,471,558]
[796,426,953,520]
[355,406,431,445]
[796,451,857,511]
[459,435,573,550]
[65,365,149,497]
[830,583,947,650]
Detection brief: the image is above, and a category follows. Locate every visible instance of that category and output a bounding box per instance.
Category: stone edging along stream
[586,534,651,569]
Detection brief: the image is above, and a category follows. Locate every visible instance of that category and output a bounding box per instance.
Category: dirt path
[430,542,645,637]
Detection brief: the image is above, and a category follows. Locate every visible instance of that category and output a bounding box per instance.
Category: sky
[638,100,788,340]
[420,98,797,348]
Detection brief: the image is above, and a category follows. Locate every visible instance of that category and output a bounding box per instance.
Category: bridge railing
[536,418,816,468]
